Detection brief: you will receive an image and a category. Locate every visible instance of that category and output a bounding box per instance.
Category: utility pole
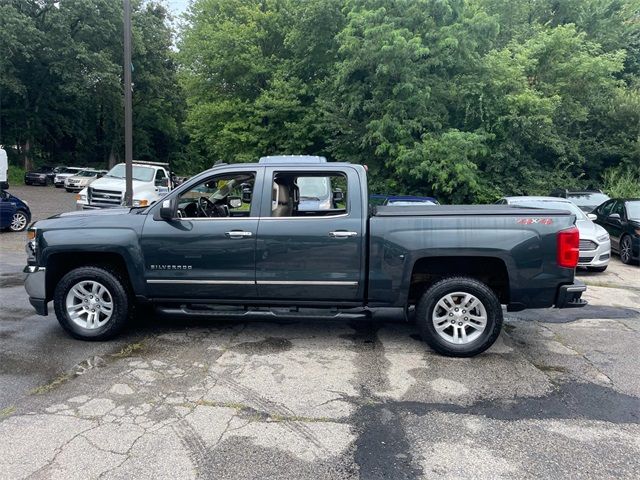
[123,0,133,206]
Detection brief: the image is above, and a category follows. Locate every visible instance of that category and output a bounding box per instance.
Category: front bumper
[24,265,48,316]
[578,239,611,267]
[555,280,587,308]
[25,176,47,185]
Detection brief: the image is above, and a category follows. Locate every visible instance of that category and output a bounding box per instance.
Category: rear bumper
[555,280,587,308]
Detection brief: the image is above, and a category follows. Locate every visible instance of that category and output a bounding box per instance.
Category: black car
[24,166,58,186]
[549,189,610,213]
[592,199,640,265]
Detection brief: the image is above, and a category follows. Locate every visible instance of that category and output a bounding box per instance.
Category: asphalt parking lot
[1,185,639,479]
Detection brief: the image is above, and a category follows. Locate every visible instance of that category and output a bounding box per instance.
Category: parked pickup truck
[76,161,172,209]
[24,157,586,356]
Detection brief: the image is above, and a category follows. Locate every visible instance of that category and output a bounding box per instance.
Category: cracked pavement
[1,186,640,479]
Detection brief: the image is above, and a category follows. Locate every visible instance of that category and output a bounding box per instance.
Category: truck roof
[259,155,327,164]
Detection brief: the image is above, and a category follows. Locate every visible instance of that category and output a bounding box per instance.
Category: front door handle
[329,231,358,238]
[225,230,253,239]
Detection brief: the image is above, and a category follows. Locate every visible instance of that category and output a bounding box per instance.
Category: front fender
[40,228,146,296]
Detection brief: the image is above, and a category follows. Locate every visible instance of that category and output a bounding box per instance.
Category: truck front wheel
[416,277,503,357]
[53,266,130,340]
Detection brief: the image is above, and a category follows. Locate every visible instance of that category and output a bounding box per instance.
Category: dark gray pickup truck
[24,156,586,356]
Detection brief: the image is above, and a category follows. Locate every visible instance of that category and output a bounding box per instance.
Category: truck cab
[76,161,172,209]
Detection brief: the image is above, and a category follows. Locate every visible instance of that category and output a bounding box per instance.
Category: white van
[0,146,8,190]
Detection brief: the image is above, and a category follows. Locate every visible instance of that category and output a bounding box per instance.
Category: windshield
[297,177,330,199]
[62,168,81,174]
[511,200,587,220]
[77,170,97,177]
[626,201,640,220]
[105,164,155,182]
[567,193,609,207]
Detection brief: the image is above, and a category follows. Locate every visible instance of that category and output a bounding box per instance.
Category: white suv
[76,161,172,209]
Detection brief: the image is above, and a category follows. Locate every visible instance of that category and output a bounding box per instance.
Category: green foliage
[2,0,639,199]
[603,165,640,198]
[7,165,25,185]
[179,0,640,202]
[0,0,184,170]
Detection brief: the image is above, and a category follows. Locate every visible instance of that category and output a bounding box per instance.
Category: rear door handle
[329,231,358,238]
[225,230,253,239]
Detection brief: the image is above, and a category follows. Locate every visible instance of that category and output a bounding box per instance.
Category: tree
[0,0,184,169]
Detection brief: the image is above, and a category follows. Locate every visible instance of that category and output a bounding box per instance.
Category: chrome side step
[154,304,371,321]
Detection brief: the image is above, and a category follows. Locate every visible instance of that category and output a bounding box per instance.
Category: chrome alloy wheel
[620,236,632,264]
[10,211,28,232]
[65,280,114,329]
[432,292,487,345]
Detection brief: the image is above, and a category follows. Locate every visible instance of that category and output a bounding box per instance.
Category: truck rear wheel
[416,277,502,357]
[53,266,130,340]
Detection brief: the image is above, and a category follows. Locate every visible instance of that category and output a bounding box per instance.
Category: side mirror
[157,177,169,187]
[228,196,242,209]
[332,189,344,203]
[608,213,621,223]
[587,213,597,221]
[242,188,252,203]
[159,198,177,220]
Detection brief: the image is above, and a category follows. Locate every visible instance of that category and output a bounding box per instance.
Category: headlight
[75,193,87,202]
[597,233,610,242]
[26,228,37,260]
[132,199,149,207]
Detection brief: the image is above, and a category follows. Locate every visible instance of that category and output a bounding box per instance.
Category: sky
[166,0,190,17]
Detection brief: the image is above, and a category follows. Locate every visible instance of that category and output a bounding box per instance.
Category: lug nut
[455,308,459,311]
[450,319,455,324]
[458,322,463,326]
[464,317,468,320]
[462,310,466,313]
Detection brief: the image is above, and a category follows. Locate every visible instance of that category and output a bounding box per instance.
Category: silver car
[54,167,83,188]
[499,196,611,272]
[64,169,106,192]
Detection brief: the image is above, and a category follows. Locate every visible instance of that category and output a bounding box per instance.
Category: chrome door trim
[147,279,255,285]
[257,280,358,286]
[148,279,358,286]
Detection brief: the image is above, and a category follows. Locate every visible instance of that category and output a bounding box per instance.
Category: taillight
[557,226,579,268]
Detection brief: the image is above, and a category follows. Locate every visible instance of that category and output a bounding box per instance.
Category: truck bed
[373,205,574,217]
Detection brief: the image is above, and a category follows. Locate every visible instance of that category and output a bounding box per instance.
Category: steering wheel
[197,196,215,217]
[197,196,230,217]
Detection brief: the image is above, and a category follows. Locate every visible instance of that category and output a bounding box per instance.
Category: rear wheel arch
[407,256,510,306]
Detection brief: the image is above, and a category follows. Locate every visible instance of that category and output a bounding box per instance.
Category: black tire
[416,277,503,357]
[9,209,29,232]
[587,265,608,272]
[53,266,130,340]
[619,235,633,265]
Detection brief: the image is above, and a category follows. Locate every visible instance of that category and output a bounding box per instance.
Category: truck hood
[54,208,133,219]
[89,176,149,191]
